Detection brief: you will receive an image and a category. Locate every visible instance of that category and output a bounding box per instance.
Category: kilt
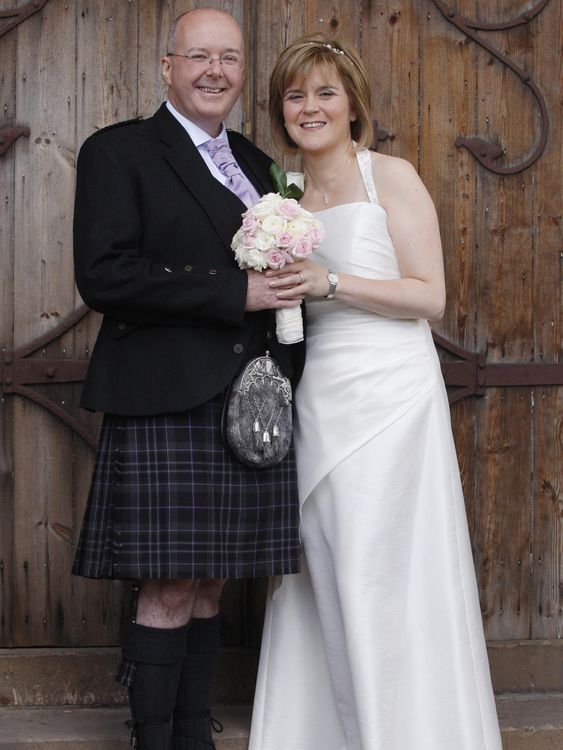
[72,392,301,580]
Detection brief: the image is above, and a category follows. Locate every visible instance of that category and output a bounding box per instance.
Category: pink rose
[278,199,301,219]
[242,233,258,250]
[275,231,293,247]
[266,249,287,270]
[242,214,258,232]
[307,225,324,246]
[292,237,313,258]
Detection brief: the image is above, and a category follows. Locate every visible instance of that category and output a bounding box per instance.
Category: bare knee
[192,578,226,618]
[137,579,198,628]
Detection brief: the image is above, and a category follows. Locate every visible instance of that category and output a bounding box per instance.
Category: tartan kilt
[72,391,301,580]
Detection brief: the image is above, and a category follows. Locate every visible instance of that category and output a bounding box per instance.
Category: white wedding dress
[249,150,502,750]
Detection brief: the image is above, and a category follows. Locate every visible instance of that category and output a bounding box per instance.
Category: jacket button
[184,264,193,272]
[233,344,244,354]
[117,321,127,330]
[208,268,217,275]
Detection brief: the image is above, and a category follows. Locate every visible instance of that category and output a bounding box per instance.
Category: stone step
[0,705,250,750]
[497,693,563,750]
[0,648,258,707]
[487,640,563,693]
[1,696,562,749]
[2,640,562,708]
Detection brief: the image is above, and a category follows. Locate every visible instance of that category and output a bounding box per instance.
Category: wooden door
[1,0,561,655]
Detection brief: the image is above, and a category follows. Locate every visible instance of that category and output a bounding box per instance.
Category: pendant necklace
[305,153,353,205]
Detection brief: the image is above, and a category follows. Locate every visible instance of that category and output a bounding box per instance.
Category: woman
[249,34,502,750]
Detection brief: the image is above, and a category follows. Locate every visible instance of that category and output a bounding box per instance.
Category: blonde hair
[269,34,373,153]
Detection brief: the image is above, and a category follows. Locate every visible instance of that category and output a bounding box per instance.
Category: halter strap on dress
[356,148,379,205]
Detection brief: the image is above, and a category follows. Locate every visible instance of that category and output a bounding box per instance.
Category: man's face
[161,11,244,137]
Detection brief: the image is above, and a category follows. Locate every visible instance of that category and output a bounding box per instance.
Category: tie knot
[205,138,240,177]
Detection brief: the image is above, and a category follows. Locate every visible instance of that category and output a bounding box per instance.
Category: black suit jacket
[74,104,305,415]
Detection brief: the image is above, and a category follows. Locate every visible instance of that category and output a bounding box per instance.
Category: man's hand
[245,270,304,311]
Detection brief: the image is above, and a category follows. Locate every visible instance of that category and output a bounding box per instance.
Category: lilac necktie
[205,138,261,209]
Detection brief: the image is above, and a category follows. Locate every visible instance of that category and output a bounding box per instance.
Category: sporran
[222,352,292,467]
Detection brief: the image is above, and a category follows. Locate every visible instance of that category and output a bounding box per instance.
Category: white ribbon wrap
[276,171,306,345]
[276,305,304,344]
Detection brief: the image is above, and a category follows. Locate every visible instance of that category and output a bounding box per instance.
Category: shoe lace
[211,716,224,734]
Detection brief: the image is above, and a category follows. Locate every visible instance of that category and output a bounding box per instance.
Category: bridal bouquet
[231,164,324,344]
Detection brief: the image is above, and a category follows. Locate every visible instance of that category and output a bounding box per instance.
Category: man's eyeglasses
[166,52,244,70]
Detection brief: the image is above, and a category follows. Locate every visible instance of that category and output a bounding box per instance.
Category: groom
[72,7,304,749]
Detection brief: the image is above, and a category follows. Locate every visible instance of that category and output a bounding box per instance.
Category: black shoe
[173,715,223,749]
[127,718,171,750]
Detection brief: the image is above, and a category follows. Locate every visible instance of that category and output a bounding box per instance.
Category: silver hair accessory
[322,42,345,55]
[308,41,346,56]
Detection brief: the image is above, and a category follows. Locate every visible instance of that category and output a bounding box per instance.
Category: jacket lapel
[153,105,249,259]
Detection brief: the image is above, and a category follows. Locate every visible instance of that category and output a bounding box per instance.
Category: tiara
[322,42,345,55]
[307,40,346,56]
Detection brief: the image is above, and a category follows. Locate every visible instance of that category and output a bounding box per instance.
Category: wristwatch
[325,270,339,299]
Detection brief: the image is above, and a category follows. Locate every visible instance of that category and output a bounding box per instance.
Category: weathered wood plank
[303,1,361,47]
[470,13,539,640]
[362,1,419,162]
[532,387,563,639]
[9,0,75,646]
[474,390,533,640]
[0,0,18,647]
[530,0,562,640]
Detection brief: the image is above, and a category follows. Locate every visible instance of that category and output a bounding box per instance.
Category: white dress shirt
[166,100,229,185]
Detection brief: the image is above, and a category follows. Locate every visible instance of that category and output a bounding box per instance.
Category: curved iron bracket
[429,0,550,174]
[1,305,97,449]
[0,0,50,38]
[433,332,563,405]
[0,126,30,156]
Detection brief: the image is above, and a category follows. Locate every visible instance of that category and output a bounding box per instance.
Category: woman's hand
[266,259,329,300]
[245,269,305,311]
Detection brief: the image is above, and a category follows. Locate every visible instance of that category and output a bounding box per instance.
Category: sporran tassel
[263,431,271,444]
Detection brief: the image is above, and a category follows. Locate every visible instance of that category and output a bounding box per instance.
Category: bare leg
[136,578,200,628]
[192,579,226,617]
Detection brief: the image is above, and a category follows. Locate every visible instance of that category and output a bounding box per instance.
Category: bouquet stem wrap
[275,304,304,344]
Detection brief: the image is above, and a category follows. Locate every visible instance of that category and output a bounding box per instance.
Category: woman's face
[282,65,356,154]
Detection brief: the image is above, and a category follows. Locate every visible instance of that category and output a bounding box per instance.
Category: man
[72,8,304,749]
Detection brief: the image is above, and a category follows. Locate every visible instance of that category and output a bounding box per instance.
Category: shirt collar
[166,101,227,146]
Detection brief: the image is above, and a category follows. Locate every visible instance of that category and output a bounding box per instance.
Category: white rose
[286,219,308,238]
[245,248,269,270]
[231,228,245,250]
[251,193,283,218]
[255,231,276,251]
[261,214,286,235]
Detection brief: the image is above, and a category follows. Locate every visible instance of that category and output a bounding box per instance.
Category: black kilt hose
[72,392,301,581]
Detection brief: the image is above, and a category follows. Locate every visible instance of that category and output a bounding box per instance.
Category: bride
[249,34,502,750]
